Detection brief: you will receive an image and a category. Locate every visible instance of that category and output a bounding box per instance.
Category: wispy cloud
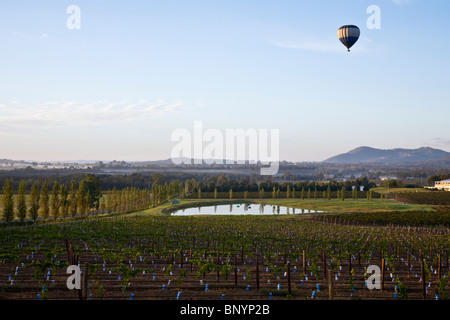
[270,39,343,53]
[0,26,50,44]
[270,37,370,53]
[0,99,184,129]
[392,0,411,5]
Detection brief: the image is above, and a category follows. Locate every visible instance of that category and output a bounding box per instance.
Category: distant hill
[323,146,450,164]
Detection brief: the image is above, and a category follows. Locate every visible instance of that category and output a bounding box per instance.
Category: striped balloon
[337,25,360,52]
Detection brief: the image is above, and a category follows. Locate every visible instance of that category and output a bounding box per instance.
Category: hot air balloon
[337,25,360,52]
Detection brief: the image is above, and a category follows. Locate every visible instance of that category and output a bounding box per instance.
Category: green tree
[40,181,49,220]
[77,181,87,217]
[112,187,119,212]
[82,174,102,209]
[17,180,27,223]
[229,189,233,199]
[100,197,106,214]
[29,182,40,222]
[327,185,331,200]
[68,180,77,218]
[85,191,92,216]
[59,184,68,218]
[214,188,217,199]
[50,181,60,220]
[2,179,15,223]
[106,190,113,214]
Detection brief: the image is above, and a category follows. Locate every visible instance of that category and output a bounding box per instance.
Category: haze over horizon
[4,145,449,165]
[1,1,449,163]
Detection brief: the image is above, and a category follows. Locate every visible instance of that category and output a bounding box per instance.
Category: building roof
[437,179,450,183]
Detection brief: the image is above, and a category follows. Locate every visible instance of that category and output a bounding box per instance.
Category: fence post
[407,252,411,278]
[302,250,306,275]
[82,262,89,300]
[216,252,220,282]
[348,254,352,278]
[421,259,426,300]
[328,270,333,300]
[256,256,260,290]
[180,247,183,269]
[287,262,291,296]
[190,248,192,272]
[234,255,238,286]
[438,253,441,281]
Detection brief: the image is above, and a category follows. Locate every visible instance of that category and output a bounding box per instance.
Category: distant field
[370,187,431,194]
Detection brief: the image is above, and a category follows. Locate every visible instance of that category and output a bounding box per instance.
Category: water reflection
[171,204,325,216]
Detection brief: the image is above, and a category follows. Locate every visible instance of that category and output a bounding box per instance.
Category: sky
[0,0,449,162]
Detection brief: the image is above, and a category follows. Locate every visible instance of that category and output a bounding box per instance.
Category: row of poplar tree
[1,174,151,223]
[193,185,376,201]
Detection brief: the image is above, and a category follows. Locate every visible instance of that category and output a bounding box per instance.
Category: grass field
[131,197,435,217]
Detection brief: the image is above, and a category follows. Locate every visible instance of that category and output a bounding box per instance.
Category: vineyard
[395,191,450,206]
[1,213,449,300]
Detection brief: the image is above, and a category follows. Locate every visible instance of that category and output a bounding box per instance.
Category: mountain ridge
[323,146,450,164]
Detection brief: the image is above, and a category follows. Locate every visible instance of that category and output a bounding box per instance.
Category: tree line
[188,184,380,201]
[181,175,377,193]
[427,174,450,185]
[0,172,152,192]
[1,169,442,195]
[1,174,150,223]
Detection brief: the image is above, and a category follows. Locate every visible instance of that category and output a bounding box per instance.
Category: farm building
[434,179,450,191]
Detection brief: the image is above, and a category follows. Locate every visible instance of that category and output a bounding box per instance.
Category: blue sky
[0,0,449,162]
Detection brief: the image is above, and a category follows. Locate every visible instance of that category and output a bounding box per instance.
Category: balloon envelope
[337,25,360,52]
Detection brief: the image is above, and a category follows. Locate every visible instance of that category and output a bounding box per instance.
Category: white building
[434,179,450,191]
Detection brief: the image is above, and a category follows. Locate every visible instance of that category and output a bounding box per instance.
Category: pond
[170,203,325,216]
